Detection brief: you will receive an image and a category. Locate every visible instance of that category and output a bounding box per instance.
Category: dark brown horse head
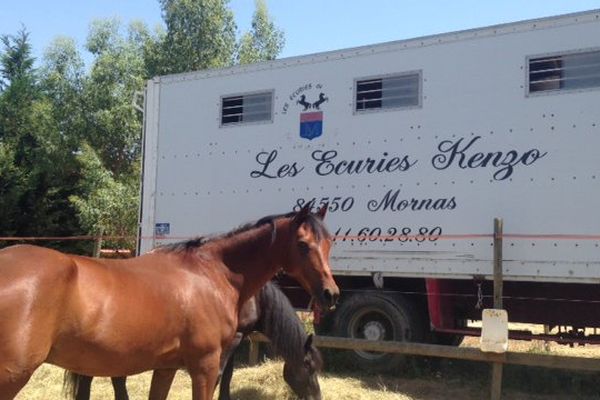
[284,203,339,310]
[283,334,322,400]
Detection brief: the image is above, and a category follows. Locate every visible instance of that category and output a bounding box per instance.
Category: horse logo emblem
[296,92,329,141]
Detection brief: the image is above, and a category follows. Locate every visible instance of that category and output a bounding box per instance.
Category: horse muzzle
[320,286,339,310]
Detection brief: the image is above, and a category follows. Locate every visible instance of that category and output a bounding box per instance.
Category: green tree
[159,0,237,73]
[237,0,284,65]
[41,36,86,150]
[0,28,37,143]
[62,18,150,250]
[69,144,139,251]
[0,28,84,250]
[82,18,146,177]
[0,27,35,90]
[0,2,287,253]
[128,20,166,78]
[0,27,39,236]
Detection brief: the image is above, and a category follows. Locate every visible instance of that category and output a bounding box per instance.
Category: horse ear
[293,201,313,225]
[316,203,328,220]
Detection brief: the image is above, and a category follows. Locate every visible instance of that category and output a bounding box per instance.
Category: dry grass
[5,361,499,400]
[14,322,600,399]
[15,357,599,400]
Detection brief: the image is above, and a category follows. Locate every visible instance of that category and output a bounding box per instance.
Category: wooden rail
[248,332,600,372]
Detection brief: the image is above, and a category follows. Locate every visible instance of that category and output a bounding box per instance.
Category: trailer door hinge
[372,272,384,289]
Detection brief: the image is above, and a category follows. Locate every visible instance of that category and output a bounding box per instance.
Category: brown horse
[0,204,338,399]
[66,281,323,400]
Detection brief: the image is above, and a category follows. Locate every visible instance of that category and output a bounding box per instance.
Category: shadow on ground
[227,387,280,400]
[319,349,600,400]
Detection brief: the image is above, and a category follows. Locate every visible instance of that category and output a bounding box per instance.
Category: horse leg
[74,375,92,400]
[0,370,33,400]
[0,343,48,399]
[217,332,242,399]
[217,354,235,400]
[148,369,176,400]
[188,353,221,400]
[111,377,129,400]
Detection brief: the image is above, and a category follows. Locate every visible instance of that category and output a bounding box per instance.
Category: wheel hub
[363,320,386,341]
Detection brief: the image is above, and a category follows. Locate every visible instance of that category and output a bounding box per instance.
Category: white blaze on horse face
[295,223,336,300]
[314,238,333,284]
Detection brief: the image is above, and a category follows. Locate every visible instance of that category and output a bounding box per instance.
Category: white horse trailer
[139,9,600,369]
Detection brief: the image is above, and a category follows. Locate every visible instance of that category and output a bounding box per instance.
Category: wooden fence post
[93,231,103,258]
[248,340,259,366]
[491,217,504,400]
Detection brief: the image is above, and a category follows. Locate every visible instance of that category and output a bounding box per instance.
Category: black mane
[154,210,330,254]
[256,282,323,370]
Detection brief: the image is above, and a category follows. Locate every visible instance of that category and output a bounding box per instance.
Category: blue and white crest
[282,84,329,141]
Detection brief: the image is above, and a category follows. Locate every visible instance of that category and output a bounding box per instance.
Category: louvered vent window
[529,50,600,93]
[221,92,272,125]
[356,72,420,112]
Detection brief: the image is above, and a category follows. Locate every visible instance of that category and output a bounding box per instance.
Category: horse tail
[62,370,80,400]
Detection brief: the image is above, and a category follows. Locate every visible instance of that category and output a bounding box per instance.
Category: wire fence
[1,231,599,306]
[1,233,600,241]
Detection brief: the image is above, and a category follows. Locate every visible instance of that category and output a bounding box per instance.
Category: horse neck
[216,220,291,304]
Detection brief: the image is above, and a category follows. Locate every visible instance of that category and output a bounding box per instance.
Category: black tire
[332,292,425,372]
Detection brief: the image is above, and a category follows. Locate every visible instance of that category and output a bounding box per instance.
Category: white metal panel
[141,10,600,282]
[138,79,161,254]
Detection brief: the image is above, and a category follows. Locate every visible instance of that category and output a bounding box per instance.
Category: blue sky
[2,0,600,66]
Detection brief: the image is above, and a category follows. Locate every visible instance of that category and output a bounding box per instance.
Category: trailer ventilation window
[221,92,272,125]
[355,73,420,112]
[529,50,600,94]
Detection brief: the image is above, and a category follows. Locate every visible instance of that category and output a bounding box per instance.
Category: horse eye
[297,241,309,255]
[304,358,315,373]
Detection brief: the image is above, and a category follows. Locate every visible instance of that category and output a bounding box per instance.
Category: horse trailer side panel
[139,10,600,286]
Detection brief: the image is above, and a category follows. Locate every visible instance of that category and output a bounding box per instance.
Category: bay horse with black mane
[0,204,338,399]
[66,281,323,400]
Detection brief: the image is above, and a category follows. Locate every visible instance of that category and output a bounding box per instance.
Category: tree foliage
[83,18,146,177]
[0,29,84,251]
[0,27,35,90]
[237,0,284,65]
[0,1,285,254]
[159,0,237,73]
[69,144,139,250]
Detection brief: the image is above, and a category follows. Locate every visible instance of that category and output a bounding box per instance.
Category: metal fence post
[491,217,504,400]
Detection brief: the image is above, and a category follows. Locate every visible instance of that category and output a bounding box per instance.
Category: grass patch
[14,329,600,400]
[13,359,600,400]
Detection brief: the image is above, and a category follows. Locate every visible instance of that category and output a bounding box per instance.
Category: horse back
[0,244,78,292]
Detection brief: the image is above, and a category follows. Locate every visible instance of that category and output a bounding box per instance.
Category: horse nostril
[323,289,338,307]
[323,289,332,304]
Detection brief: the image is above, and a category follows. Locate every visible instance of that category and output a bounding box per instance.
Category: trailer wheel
[333,292,425,372]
